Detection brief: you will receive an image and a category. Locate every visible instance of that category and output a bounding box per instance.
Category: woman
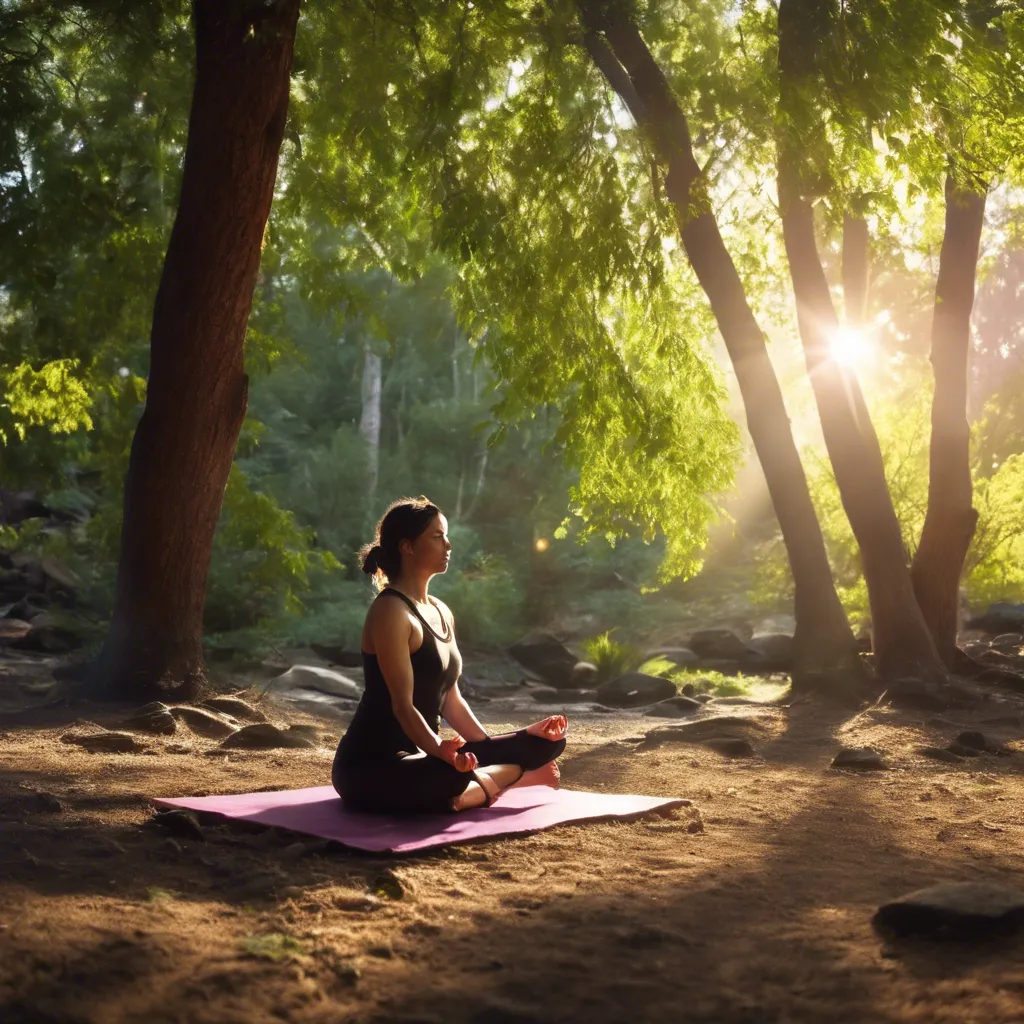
[332,496,567,814]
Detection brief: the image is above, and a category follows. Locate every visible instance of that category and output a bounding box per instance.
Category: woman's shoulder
[367,590,415,629]
[430,595,455,624]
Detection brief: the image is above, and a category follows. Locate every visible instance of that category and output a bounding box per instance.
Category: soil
[3,649,1024,1024]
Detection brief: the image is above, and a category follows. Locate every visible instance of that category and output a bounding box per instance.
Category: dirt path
[2,676,1024,1023]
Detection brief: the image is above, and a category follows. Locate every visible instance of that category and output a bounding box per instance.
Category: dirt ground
[3,651,1024,1024]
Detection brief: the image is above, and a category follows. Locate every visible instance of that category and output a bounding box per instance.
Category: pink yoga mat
[154,785,687,853]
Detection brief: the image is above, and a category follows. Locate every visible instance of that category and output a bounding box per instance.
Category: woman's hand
[439,735,479,772]
[526,715,568,741]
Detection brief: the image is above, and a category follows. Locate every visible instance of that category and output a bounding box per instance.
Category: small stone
[282,841,308,861]
[917,746,963,764]
[643,694,703,718]
[334,893,383,912]
[703,737,756,758]
[149,809,204,842]
[953,731,999,753]
[569,661,599,688]
[118,707,177,736]
[61,731,145,754]
[200,697,267,722]
[170,706,238,739]
[530,687,596,704]
[219,723,315,750]
[831,747,887,770]
[372,867,413,900]
[874,882,1024,939]
[32,791,63,813]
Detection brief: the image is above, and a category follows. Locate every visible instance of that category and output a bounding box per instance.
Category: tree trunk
[777,0,945,680]
[359,345,383,508]
[99,0,300,699]
[584,10,864,693]
[842,213,869,326]
[911,176,986,666]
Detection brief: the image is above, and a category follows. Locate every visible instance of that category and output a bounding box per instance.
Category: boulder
[170,706,238,739]
[967,602,1024,635]
[569,661,600,688]
[643,647,700,669]
[990,632,1024,651]
[310,643,364,668]
[530,688,597,704]
[507,633,578,687]
[39,556,80,593]
[10,619,86,653]
[687,628,756,662]
[874,882,1024,939]
[746,633,794,671]
[61,731,146,754]
[118,704,178,736]
[643,694,703,718]
[267,664,362,700]
[596,672,676,709]
[0,618,33,644]
[201,697,267,722]
[831,747,886,770]
[220,723,315,750]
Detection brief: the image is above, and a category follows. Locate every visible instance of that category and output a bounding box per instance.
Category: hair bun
[361,545,382,575]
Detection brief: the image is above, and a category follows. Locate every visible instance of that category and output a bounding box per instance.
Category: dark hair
[360,496,442,590]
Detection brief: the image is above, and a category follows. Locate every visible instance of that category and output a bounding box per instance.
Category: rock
[885,678,952,711]
[61,731,145,754]
[946,742,982,758]
[220,723,315,750]
[635,716,768,751]
[530,688,596,704]
[687,628,756,661]
[10,621,85,653]
[0,619,33,644]
[991,632,1024,651]
[118,706,177,736]
[310,643,363,668]
[32,791,64,813]
[267,664,362,700]
[746,633,794,671]
[39,556,80,592]
[334,892,383,912]
[967,602,1024,635]
[643,647,700,669]
[596,672,676,709]
[569,661,599,688]
[507,633,578,687]
[201,697,267,722]
[953,730,1000,753]
[149,809,204,842]
[643,695,703,718]
[5,598,43,622]
[917,746,964,764]
[874,882,1024,939]
[372,867,413,900]
[703,737,756,758]
[170,706,238,739]
[831,747,887,770]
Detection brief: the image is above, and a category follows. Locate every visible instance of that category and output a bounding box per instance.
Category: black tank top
[336,589,460,763]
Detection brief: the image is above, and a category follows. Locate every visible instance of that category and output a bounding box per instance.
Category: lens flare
[828,326,870,368]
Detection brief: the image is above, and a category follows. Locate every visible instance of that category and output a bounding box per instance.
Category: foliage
[582,630,641,683]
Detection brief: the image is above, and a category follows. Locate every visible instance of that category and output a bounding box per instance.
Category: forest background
[3,0,1024,668]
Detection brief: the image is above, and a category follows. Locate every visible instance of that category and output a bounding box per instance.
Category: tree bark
[584,10,864,693]
[911,176,986,666]
[842,213,869,326]
[99,0,300,699]
[777,0,945,680]
[360,345,383,508]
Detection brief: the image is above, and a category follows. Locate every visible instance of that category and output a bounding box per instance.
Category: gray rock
[874,882,1024,938]
[967,603,1024,635]
[643,694,703,718]
[507,633,578,687]
[201,697,267,722]
[747,633,794,670]
[704,737,756,758]
[953,730,1001,753]
[831,747,887,770]
[267,664,362,700]
[635,716,769,751]
[569,661,599,688]
[170,706,238,739]
[687,628,756,661]
[220,723,315,750]
[596,672,676,709]
[643,647,700,669]
[990,632,1024,650]
[0,618,33,644]
[118,706,177,736]
[530,688,597,704]
[310,643,363,668]
[61,731,145,754]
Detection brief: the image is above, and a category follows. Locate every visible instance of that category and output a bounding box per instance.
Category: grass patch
[637,658,789,701]
[145,887,178,903]
[240,933,307,962]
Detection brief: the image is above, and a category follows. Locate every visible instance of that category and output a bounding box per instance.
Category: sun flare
[828,326,871,368]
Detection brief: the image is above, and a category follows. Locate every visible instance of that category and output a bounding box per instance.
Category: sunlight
[828,326,872,369]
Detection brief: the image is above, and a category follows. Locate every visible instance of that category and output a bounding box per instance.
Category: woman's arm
[442,683,489,742]
[372,599,449,759]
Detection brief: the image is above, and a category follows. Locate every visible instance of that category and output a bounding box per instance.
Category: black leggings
[333,730,566,815]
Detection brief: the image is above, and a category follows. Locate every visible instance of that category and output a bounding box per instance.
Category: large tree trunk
[99,0,300,699]
[911,176,986,666]
[777,0,945,681]
[584,11,865,694]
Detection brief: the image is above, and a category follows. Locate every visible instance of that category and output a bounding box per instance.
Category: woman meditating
[332,497,567,814]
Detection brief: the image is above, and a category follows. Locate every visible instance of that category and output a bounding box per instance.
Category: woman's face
[403,513,451,577]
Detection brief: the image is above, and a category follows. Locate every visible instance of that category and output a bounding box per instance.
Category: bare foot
[510,760,560,790]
